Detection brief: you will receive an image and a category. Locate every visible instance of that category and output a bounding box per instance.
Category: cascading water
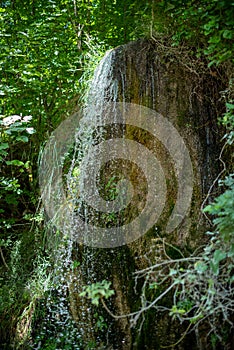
[38,39,224,349]
[37,47,133,349]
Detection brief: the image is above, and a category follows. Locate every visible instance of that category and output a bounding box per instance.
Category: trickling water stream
[38,39,225,350]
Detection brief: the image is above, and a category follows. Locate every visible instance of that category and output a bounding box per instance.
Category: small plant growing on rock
[79,280,115,306]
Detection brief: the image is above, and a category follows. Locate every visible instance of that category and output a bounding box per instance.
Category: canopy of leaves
[152,0,234,65]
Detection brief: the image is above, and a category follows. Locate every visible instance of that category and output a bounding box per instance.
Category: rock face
[69,39,226,349]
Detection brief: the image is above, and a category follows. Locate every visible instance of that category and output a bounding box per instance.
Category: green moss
[176,113,187,127]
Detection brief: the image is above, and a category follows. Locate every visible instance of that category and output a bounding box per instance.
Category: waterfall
[38,39,223,350]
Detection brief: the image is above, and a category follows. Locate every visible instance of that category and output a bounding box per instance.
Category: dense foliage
[0,0,233,349]
[153,0,234,65]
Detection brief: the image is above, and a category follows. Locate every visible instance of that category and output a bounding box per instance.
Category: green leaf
[208,35,221,44]
[16,135,29,142]
[169,268,177,276]
[164,3,175,12]
[190,314,204,324]
[213,249,226,263]
[149,282,158,290]
[6,160,25,166]
[226,102,234,110]
[194,261,208,274]
[210,260,219,276]
[227,244,234,258]
[0,142,9,150]
[223,30,233,39]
